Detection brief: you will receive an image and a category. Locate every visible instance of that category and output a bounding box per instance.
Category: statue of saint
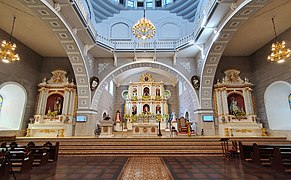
[169,111,177,122]
[229,97,245,116]
[53,97,62,115]
[115,110,122,122]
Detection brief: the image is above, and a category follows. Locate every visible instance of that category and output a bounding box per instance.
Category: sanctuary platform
[14,135,290,157]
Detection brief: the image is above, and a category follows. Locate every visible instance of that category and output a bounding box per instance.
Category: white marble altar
[214,69,263,136]
[27,70,76,137]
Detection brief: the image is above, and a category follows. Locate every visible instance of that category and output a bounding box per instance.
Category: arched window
[109,80,114,96]
[289,94,291,109]
[0,95,3,112]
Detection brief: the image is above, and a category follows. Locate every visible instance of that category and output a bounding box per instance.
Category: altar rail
[15,136,290,157]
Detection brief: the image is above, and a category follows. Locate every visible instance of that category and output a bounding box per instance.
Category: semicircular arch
[91,61,200,111]
[20,0,91,110]
[199,0,271,110]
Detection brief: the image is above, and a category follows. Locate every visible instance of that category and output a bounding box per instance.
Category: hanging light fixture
[132,10,155,40]
[0,17,20,63]
[267,18,291,63]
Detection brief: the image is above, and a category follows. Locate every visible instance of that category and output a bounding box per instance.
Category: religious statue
[90,76,99,91]
[169,111,177,122]
[191,75,200,90]
[132,106,137,115]
[115,110,122,123]
[53,97,62,115]
[229,97,245,117]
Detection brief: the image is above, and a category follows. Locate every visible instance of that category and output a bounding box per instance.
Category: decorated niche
[27,69,77,137]
[214,69,256,122]
[213,69,262,137]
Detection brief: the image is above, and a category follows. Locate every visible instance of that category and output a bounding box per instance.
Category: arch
[89,61,200,135]
[20,0,91,110]
[0,82,27,130]
[199,0,271,110]
[92,61,199,110]
[110,22,131,39]
[264,81,291,130]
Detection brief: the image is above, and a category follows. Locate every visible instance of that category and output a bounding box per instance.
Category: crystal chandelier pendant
[0,17,20,63]
[132,10,155,40]
[267,18,291,63]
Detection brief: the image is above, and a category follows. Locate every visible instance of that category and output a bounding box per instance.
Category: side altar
[27,70,77,137]
[213,69,264,136]
[116,73,173,134]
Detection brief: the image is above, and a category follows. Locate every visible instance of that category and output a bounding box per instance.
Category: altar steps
[15,136,290,157]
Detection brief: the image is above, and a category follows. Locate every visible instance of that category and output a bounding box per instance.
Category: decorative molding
[179,62,191,73]
[98,63,110,74]
[199,0,271,110]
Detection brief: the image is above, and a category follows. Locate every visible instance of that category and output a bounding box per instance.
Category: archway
[0,82,27,130]
[89,61,200,136]
[199,0,271,110]
[265,81,291,130]
[20,0,91,110]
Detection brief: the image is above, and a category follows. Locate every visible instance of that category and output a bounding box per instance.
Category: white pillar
[222,90,229,115]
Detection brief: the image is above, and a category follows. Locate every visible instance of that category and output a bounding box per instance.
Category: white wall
[265,81,291,130]
[0,83,27,130]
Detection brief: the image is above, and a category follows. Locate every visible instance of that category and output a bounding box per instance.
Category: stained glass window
[0,95,3,112]
[289,94,291,109]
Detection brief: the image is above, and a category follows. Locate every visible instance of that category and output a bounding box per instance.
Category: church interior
[0,0,291,179]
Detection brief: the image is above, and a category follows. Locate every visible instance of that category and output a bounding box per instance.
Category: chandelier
[0,17,20,63]
[132,10,155,40]
[267,18,291,63]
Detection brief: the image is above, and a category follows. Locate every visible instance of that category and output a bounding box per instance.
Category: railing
[71,0,216,52]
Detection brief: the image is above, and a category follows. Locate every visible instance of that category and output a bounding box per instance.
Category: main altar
[27,69,77,137]
[213,69,264,136]
[116,73,172,135]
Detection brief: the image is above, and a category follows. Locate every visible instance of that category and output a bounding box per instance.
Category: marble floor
[8,156,291,180]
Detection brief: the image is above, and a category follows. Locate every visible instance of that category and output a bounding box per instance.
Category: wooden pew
[239,141,253,161]
[271,146,291,173]
[251,143,274,166]
[0,156,10,180]
[27,142,49,166]
[43,141,59,162]
[6,150,33,173]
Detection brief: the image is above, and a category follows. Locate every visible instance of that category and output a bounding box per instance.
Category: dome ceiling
[89,0,200,23]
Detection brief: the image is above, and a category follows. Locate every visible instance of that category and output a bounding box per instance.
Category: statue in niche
[156,88,160,96]
[143,104,150,114]
[156,106,161,114]
[132,105,137,115]
[47,96,63,116]
[229,96,245,117]
[53,97,62,115]
[143,87,150,96]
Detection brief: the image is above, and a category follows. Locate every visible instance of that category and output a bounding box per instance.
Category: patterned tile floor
[8,156,291,180]
[119,157,173,180]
